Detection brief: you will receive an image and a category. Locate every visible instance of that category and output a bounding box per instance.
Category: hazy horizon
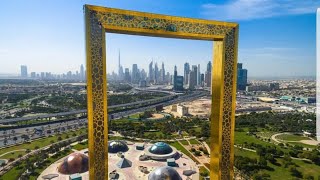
[0,0,318,77]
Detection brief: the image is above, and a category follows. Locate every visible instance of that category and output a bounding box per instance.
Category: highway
[0,93,177,124]
[0,90,208,147]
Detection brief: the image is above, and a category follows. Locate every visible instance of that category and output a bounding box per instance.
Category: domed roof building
[57,152,89,175]
[108,140,129,153]
[149,142,173,155]
[148,166,182,180]
[144,142,178,160]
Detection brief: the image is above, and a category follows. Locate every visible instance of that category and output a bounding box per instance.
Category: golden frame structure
[85,4,238,180]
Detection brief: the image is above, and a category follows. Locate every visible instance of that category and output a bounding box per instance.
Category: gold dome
[58,152,89,174]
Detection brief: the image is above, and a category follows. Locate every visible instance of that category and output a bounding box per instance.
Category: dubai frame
[85,4,239,180]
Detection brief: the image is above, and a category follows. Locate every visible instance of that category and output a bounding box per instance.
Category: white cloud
[201,0,320,21]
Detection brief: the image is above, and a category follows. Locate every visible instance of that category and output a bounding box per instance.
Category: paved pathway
[177,140,209,172]
[271,132,320,146]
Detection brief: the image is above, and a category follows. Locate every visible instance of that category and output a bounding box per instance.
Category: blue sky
[0,0,318,77]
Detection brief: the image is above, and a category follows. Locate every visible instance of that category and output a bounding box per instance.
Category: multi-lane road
[0,119,87,147]
[0,90,208,147]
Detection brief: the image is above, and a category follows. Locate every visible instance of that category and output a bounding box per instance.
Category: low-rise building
[177,105,188,116]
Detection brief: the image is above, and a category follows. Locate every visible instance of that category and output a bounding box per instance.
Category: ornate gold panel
[85,4,238,180]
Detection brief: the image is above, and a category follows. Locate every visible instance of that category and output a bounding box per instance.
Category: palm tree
[13,136,18,144]
[25,128,29,135]
[4,138,8,146]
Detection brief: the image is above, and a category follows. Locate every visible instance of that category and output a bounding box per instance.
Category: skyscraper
[118,50,124,80]
[197,64,200,85]
[188,65,197,90]
[173,65,177,90]
[140,69,147,80]
[148,61,153,83]
[154,62,158,84]
[184,62,190,85]
[200,73,204,86]
[20,65,28,77]
[166,72,170,85]
[31,72,36,78]
[124,68,130,82]
[205,61,212,88]
[161,62,165,82]
[237,63,248,91]
[207,61,212,72]
[173,65,183,91]
[132,64,138,83]
[205,71,211,88]
[80,64,85,81]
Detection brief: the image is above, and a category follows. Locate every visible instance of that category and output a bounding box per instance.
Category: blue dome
[149,142,173,155]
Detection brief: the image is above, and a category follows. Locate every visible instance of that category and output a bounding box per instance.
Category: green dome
[149,142,173,155]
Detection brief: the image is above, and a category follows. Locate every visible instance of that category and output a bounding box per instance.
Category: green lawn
[234,147,258,158]
[235,132,290,154]
[288,142,316,149]
[0,151,25,159]
[277,134,310,141]
[189,139,200,145]
[0,128,87,160]
[192,127,202,133]
[169,141,200,164]
[143,131,165,139]
[235,147,320,179]
[256,131,276,139]
[180,140,189,145]
[199,166,209,179]
[72,141,88,151]
[0,149,72,180]
[235,132,273,147]
[129,113,141,119]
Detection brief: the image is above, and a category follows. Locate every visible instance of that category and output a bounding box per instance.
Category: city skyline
[0,0,318,77]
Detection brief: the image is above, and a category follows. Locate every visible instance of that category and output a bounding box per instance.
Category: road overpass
[0,91,208,125]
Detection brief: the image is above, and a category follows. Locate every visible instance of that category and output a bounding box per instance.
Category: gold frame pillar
[84,4,238,180]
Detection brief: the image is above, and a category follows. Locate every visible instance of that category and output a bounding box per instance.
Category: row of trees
[236,111,316,133]
[110,114,210,140]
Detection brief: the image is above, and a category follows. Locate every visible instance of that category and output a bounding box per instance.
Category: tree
[253,173,271,180]
[4,138,8,146]
[289,165,302,178]
[256,147,265,156]
[58,136,63,141]
[258,157,267,168]
[21,134,29,142]
[25,128,29,135]
[201,123,210,138]
[13,136,18,144]
[194,151,201,156]
[303,175,314,180]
